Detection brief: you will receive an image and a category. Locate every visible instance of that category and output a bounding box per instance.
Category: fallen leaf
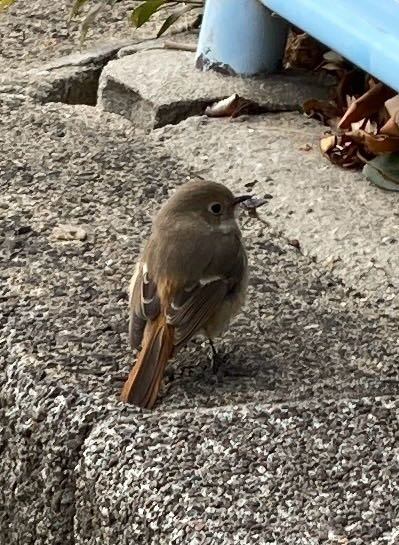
[338,83,395,129]
[347,130,399,155]
[303,99,341,126]
[283,31,327,70]
[335,69,367,111]
[385,94,399,118]
[320,134,366,168]
[323,50,345,64]
[381,96,399,136]
[314,49,347,73]
[205,94,239,117]
[230,98,257,119]
[320,134,336,154]
[156,5,195,38]
[304,53,399,174]
[130,0,165,28]
[205,94,258,118]
[321,62,344,72]
[380,113,399,137]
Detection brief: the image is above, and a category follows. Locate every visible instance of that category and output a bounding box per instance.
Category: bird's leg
[207,339,247,378]
[207,337,226,374]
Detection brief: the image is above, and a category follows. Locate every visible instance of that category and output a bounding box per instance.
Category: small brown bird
[120,181,250,408]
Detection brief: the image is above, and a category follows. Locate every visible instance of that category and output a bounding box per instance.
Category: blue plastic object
[196,0,288,75]
[196,0,399,91]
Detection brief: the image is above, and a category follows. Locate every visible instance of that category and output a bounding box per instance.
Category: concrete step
[97,49,329,129]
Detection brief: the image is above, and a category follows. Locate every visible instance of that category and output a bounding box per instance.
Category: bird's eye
[208,202,223,215]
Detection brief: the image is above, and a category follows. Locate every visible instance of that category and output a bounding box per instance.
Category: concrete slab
[97,49,330,129]
[0,0,196,73]
[2,99,399,544]
[0,42,131,106]
[35,42,131,71]
[152,113,399,309]
[74,397,399,544]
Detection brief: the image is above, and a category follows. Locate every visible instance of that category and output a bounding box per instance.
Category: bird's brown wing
[166,278,229,347]
[129,263,160,349]
[164,232,247,346]
[131,268,230,349]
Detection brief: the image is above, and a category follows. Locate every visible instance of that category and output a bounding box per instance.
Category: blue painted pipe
[196,0,289,75]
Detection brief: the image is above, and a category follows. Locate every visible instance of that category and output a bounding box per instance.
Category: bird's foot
[207,338,230,375]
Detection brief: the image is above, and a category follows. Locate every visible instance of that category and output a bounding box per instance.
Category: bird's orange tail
[120,317,174,409]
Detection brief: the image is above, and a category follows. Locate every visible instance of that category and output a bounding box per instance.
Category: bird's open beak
[233,195,252,206]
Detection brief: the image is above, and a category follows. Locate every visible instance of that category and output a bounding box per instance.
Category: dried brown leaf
[367,76,378,89]
[338,83,396,130]
[303,99,341,126]
[321,62,344,72]
[320,135,336,154]
[205,94,240,117]
[205,94,259,118]
[323,50,345,64]
[385,94,399,118]
[350,117,368,132]
[380,113,399,137]
[347,129,399,155]
[335,69,366,111]
[364,119,379,134]
[381,96,399,136]
[320,133,369,169]
[284,31,327,70]
[230,98,256,118]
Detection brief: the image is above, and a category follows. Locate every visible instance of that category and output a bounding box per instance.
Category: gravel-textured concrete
[153,114,399,310]
[0,0,193,72]
[98,49,330,128]
[2,99,399,544]
[0,45,124,107]
[0,8,197,107]
[75,398,399,545]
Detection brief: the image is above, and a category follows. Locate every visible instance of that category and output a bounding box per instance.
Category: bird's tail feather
[120,318,174,408]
